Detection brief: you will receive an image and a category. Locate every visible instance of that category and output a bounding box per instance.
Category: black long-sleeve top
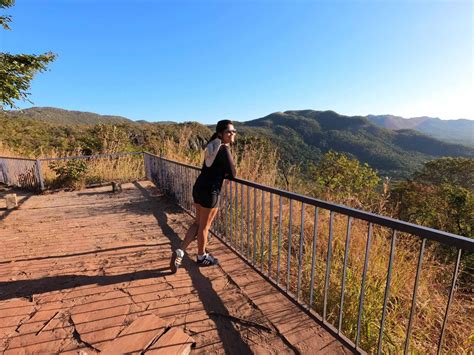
[194,145,236,194]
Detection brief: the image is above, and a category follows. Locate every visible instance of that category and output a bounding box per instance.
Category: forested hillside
[4,107,133,126]
[2,107,473,180]
[240,110,474,178]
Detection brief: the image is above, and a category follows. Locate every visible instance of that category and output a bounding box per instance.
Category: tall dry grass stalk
[41,154,144,189]
[151,126,203,166]
[0,142,28,158]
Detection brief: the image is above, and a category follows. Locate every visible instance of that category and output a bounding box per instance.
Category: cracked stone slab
[0,298,36,340]
[101,313,167,354]
[145,327,195,355]
[69,289,133,350]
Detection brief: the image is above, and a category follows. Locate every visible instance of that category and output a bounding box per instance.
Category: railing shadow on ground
[0,268,172,302]
[133,181,254,354]
[0,243,168,265]
[0,182,255,354]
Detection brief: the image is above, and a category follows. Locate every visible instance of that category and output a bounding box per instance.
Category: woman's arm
[223,145,236,178]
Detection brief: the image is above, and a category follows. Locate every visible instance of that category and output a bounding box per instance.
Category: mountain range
[2,107,473,179]
[366,114,473,147]
[237,110,473,178]
[4,107,132,126]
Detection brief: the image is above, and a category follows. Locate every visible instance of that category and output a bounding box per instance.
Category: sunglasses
[224,129,237,134]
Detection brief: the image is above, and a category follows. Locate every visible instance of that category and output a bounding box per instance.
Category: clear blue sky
[1,0,473,123]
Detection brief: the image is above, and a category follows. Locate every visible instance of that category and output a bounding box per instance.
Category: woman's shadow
[134,181,252,354]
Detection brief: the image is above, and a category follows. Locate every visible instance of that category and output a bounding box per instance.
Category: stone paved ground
[0,181,351,354]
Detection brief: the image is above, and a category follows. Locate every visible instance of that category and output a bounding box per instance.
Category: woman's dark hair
[206,119,233,145]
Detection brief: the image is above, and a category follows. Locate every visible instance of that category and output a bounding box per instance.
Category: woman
[170,120,237,272]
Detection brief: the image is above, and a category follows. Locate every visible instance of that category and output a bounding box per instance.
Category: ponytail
[206,132,219,146]
[205,119,233,147]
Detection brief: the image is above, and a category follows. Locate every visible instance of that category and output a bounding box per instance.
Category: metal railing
[144,152,473,354]
[0,152,143,190]
[0,156,41,190]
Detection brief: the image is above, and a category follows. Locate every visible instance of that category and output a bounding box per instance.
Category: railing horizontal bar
[0,156,37,161]
[41,151,143,161]
[145,152,200,170]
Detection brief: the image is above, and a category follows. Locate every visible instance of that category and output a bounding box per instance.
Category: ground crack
[15,307,38,333]
[67,313,101,353]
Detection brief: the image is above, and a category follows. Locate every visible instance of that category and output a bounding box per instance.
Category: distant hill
[240,110,474,178]
[367,115,473,147]
[4,107,133,126]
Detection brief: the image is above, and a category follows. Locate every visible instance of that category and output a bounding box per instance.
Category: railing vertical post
[338,216,352,333]
[268,193,274,278]
[35,159,44,191]
[240,183,244,253]
[296,202,305,301]
[276,195,283,285]
[253,187,258,264]
[260,191,265,271]
[356,222,373,348]
[437,248,463,355]
[404,238,426,354]
[246,184,251,259]
[230,180,233,244]
[286,199,293,292]
[377,229,397,354]
[309,207,319,309]
[323,211,335,321]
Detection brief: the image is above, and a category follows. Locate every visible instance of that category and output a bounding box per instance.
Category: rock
[5,193,18,209]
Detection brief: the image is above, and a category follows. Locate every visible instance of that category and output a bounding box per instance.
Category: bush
[48,159,88,189]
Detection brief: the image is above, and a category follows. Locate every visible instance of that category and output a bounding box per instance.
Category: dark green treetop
[0,0,56,109]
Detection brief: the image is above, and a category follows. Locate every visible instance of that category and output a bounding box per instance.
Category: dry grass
[41,155,144,189]
[0,142,28,158]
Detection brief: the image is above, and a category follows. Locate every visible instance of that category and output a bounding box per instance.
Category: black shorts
[192,183,219,208]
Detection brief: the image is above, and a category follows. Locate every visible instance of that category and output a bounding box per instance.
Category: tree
[0,0,56,109]
[414,157,474,192]
[391,158,474,238]
[308,151,383,210]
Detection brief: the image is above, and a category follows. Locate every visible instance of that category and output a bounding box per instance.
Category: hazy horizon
[7,105,474,124]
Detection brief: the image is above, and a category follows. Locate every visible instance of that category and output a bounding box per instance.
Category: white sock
[176,249,184,258]
[198,253,207,261]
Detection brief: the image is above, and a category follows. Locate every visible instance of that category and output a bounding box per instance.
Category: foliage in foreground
[0,0,56,108]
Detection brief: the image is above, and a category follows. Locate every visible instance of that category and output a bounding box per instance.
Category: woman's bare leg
[180,203,201,251]
[197,206,218,255]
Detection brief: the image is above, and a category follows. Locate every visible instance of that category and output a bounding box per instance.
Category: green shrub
[48,159,88,189]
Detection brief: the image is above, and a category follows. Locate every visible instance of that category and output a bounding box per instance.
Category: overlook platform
[0,181,351,354]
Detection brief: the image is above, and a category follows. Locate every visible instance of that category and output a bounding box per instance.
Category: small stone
[5,193,18,209]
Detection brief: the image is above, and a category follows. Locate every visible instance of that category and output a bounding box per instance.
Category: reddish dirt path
[0,181,352,354]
